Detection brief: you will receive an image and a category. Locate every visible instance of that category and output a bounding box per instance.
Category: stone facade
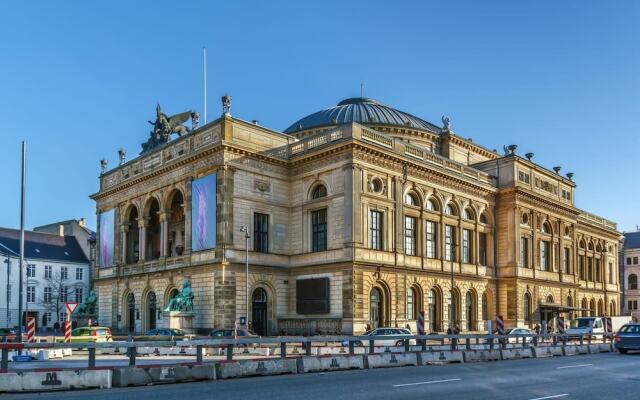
[91,99,621,335]
[622,231,640,320]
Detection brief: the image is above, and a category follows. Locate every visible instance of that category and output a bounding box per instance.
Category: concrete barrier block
[145,365,192,383]
[317,347,354,356]
[190,364,216,380]
[589,343,612,353]
[366,352,418,368]
[563,345,589,356]
[112,367,152,387]
[500,347,534,360]
[298,355,365,372]
[215,358,298,379]
[0,370,112,392]
[420,350,464,364]
[533,346,563,358]
[462,349,502,362]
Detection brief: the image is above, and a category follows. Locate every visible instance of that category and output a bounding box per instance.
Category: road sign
[65,302,78,315]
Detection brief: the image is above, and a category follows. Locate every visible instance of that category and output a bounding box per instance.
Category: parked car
[0,328,16,342]
[70,326,113,343]
[614,323,640,354]
[344,328,415,347]
[139,328,191,341]
[505,327,534,343]
[566,317,605,339]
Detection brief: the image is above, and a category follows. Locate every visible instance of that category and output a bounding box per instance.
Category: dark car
[209,328,258,339]
[140,328,191,341]
[614,323,640,354]
[0,328,16,343]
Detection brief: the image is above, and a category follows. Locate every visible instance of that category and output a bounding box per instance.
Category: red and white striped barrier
[64,321,72,343]
[605,317,612,333]
[417,310,425,335]
[496,315,505,335]
[26,317,35,343]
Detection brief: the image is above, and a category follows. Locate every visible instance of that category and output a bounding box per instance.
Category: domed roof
[284,97,440,134]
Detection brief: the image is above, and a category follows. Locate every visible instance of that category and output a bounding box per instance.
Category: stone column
[159,212,170,258]
[121,223,129,265]
[138,218,148,262]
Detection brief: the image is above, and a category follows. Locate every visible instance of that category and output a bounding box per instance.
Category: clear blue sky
[1,1,638,232]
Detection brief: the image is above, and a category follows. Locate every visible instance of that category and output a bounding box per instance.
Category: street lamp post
[239,226,250,327]
[4,255,9,327]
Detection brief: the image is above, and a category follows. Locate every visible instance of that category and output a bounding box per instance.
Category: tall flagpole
[17,141,26,344]
[203,47,207,124]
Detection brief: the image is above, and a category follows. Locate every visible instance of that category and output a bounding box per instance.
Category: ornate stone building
[91,97,621,335]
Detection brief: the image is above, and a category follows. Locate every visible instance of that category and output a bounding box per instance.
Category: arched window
[541,221,552,234]
[426,199,439,211]
[406,287,416,320]
[629,274,638,290]
[466,291,476,331]
[597,299,604,316]
[311,184,327,199]
[588,242,594,251]
[581,298,588,317]
[404,193,418,206]
[463,208,474,221]
[481,292,489,321]
[523,293,531,323]
[445,204,457,216]
[370,288,383,328]
[450,289,460,327]
[479,212,488,224]
[610,301,617,316]
[589,299,596,316]
[579,240,586,249]
[547,295,554,304]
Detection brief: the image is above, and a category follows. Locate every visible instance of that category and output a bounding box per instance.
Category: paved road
[6,352,640,400]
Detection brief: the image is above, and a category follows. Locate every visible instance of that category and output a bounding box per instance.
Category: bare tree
[38,271,77,326]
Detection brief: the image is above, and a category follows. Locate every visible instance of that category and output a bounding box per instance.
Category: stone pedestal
[165,311,195,333]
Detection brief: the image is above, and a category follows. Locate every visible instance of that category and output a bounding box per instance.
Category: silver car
[506,327,534,344]
[346,328,416,347]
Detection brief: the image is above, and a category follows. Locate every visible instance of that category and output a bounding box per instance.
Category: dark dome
[284,97,440,134]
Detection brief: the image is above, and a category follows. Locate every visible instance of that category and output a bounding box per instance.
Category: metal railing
[0,332,614,372]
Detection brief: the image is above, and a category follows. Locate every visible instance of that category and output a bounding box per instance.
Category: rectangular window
[587,258,593,281]
[579,255,585,280]
[75,287,84,303]
[609,262,614,284]
[520,237,529,267]
[518,171,530,184]
[60,312,66,323]
[75,268,83,281]
[45,312,52,326]
[369,210,383,250]
[404,216,417,256]
[595,259,601,282]
[44,287,52,303]
[445,225,456,262]
[61,267,68,280]
[61,287,69,302]
[462,229,472,263]
[311,209,327,252]
[635,257,639,265]
[45,265,52,279]
[628,257,633,265]
[253,213,269,253]
[426,221,437,259]
[27,286,35,303]
[27,264,36,278]
[563,248,570,274]
[479,233,487,266]
[540,241,550,271]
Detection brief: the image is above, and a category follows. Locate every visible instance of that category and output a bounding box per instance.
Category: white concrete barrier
[0,369,112,392]
[420,350,464,364]
[588,343,612,353]
[462,349,501,362]
[215,358,298,379]
[366,352,418,368]
[500,347,534,360]
[298,355,365,372]
[533,346,563,358]
[563,344,589,356]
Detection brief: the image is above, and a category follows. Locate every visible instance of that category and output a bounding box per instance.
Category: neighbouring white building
[0,227,91,330]
[623,231,640,320]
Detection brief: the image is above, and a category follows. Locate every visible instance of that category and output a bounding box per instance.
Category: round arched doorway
[370,288,382,328]
[146,291,157,331]
[251,288,268,336]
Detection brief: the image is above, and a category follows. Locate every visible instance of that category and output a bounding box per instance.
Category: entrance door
[252,288,268,336]
[370,288,382,328]
[148,292,157,330]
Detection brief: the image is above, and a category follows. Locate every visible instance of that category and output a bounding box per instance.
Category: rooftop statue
[164,279,195,312]
[140,104,193,154]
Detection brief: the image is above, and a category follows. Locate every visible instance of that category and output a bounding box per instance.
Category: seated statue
[75,290,97,316]
[164,279,194,312]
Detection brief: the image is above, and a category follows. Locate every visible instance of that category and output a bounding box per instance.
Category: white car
[344,328,416,347]
[505,327,534,343]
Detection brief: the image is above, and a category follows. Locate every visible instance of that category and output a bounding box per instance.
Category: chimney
[59,225,64,236]
[79,218,87,228]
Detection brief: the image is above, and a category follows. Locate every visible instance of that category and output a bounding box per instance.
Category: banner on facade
[99,209,115,268]
[191,173,217,251]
